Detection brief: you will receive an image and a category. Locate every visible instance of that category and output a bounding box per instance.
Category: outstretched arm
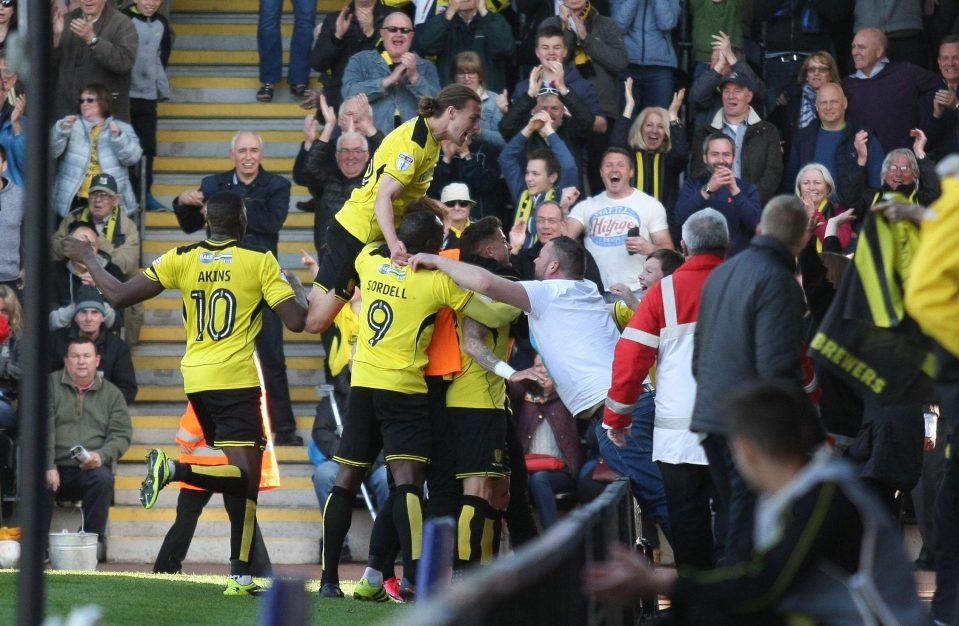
[461,316,547,385]
[62,236,163,308]
[409,253,532,312]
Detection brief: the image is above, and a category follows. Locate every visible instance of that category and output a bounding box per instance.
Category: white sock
[167,460,175,476]
[362,568,383,586]
[231,574,253,585]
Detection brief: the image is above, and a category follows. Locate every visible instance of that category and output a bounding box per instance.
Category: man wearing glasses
[343,11,441,134]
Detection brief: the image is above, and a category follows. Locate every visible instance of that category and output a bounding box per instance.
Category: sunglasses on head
[537,87,561,97]
[382,26,413,34]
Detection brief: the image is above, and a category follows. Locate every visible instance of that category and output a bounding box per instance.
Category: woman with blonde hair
[794,162,853,250]
[612,78,687,242]
[0,285,21,430]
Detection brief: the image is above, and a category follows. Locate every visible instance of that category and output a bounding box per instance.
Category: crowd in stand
[0,0,958,620]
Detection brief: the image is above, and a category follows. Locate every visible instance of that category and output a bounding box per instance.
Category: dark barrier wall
[404,479,641,626]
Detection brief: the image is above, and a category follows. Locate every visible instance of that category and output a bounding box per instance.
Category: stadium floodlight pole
[16,1,54,623]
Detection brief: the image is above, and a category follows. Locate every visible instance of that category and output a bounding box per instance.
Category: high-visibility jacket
[175,400,280,491]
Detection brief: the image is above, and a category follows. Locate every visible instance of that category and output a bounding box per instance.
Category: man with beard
[676,133,760,256]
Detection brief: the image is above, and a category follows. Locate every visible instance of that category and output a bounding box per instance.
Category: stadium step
[102,1,349,568]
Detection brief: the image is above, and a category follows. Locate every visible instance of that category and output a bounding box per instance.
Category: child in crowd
[123,0,172,211]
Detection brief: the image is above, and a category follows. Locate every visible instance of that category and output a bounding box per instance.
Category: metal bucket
[48,530,97,571]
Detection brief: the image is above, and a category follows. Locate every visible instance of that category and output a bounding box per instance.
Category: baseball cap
[440,182,476,206]
[719,72,755,92]
[88,173,118,195]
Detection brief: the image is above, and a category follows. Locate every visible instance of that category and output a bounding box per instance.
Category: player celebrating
[305,83,482,334]
[63,191,308,596]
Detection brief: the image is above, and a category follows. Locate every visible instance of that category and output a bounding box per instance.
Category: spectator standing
[52,173,140,279]
[450,51,506,151]
[507,25,604,135]
[613,0,681,112]
[50,285,138,406]
[293,98,379,259]
[920,35,959,160]
[690,0,743,70]
[256,0,316,100]
[51,85,143,218]
[691,196,810,564]
[499,77,594,180]
[342,11,440,133]
[416,0,514,94]
[428,130,507,222]
[770,51,841,162]
[690,72,783,204]
[752,0,848,115]
[611,88,688,245]
[853,0,925,67]
[604,208,728,569]
[676,133,761,256]
[499,112,577,249]
[310,0,389,110]
[566,147,673,296]
[52,0,139,122]
[787,82,883,206]
[122,0,172,212]
[843,27,940,153]
[0,145,22,291]
[40,336,132,559]
[172,132,302,446]
[0,53,25,189]
[0,286,20,431]
[688,31,765,132]
[0,0,16,53]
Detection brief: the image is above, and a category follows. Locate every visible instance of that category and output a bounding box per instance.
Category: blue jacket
[613,0,680,68]
[674,174,761,257]
[342,49,440,134]
[0,115,25,188]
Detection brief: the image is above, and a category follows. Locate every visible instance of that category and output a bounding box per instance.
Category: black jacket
[788,120,873,209]
[691,235,806,434]
[292,135,382,254]
[172,168,291,255]
[50,324,138,405]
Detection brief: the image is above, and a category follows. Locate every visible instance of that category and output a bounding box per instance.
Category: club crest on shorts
[396,152,415,172]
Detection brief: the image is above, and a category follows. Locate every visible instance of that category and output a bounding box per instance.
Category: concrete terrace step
[121,444,310,464]
[157,128,306,158]
[105,535,322,565]
[132,384,320,403]
[144,210,313,229]
[171,0,340,12]
[113,476,316,508]
[159,101,306,118]
[130,414,316,432]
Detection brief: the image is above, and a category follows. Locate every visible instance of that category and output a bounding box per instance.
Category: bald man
[787,82,883,206]
[843,27,940,153]
[171,131,303,446]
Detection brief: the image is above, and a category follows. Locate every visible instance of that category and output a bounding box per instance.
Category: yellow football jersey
[351,244,473,394]
[335,116,440,243]
[143,239,296,393]
[446,299,521,410]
